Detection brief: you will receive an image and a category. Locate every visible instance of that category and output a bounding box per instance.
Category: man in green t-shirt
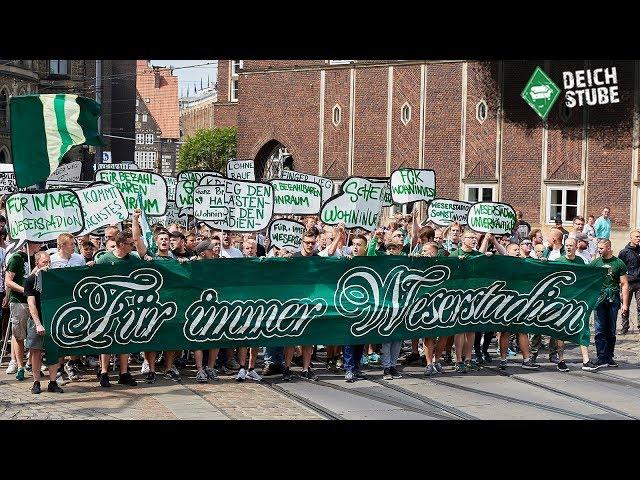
[4,241,41,381]
[591,239,629,368]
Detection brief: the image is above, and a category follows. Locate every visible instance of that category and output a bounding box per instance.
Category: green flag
[137,190,156,253]
[9,94,105,188]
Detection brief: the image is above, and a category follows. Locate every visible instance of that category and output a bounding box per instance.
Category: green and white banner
[41,256,606,361]
[10,94,105,188]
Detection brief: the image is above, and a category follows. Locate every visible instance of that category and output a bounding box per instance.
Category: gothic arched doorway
[254,140,294,180]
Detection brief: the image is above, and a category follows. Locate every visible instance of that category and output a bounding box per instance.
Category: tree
[177,126,236,172]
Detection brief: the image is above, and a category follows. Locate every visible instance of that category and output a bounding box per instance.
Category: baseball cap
[195,240,213,255]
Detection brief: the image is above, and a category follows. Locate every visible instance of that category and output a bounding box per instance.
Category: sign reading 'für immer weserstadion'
[40,256,606,362]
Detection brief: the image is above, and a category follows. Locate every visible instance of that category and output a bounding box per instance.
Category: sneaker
[465,360,481,371]
[326,358,338,372]
[455,362,467,374]
[608,359,619,368]
[557,361,569,372]
[549,352,560,364]
[31,381,41,394]
[99,372,111,388]
[282,367,292,382]
[146,372,156,384]
[260,364,281,376]
[433,362,444,374]
[383,368,393,380]
[196,369,208,383]
[226,358,241,370]
[245,369,262,381]
[498,359,508,370]
[300,368,318,381]
[15,367,25,381]
[25,363,32,372]
[164,369,181,382]
[483,351,492,363]
[389,367,403,379]
[345,371,355,383]
[582,360,599,371]
[236,368,247,382]
[218,365,235,375]
[140,361,150,375]
[354,370,368,380]
[443,353,454,366]
[402,352,421,365]
[204,366,219,381]
[594,359,609,369]
[118,372,137,386]
[5,360,17,375]
[424,364,436,376]
[474,353,485,366]
[368,353,380,364]
[47,381,63,393]
[56,371,68,386]
[507,348,517,357]
[521,358,540,370]
[64,361,79,381]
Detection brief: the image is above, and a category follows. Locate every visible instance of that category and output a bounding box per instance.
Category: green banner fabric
[41,256,606,361]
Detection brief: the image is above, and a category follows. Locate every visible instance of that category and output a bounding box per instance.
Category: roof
[136,61,179,139]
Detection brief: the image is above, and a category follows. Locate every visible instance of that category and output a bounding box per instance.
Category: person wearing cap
[574,233,593,264]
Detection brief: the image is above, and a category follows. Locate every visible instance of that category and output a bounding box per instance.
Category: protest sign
[193,177,274,232]
[41,256,605,362]
[77,182,128,236]
[281,169,334,203]
[390,168,436,204]
[467,201,517,235]
[97,162,138,171]
[165,176,177,202]
[48,161,82,181]
[267,219,305,252]
[320,177,385,231]
[45,180,90,190]
[0,164,17,195]
[226,159,255,181]
[149,201,188,227]
[5,189,84,248]
[427,198,473,226]
[95,169,167,216]
[369,178,393,207]
[269,179,322,215]
[175,170,223,216]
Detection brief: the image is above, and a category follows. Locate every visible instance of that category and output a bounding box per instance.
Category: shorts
[25,317,44,350]
[10,302,29,341]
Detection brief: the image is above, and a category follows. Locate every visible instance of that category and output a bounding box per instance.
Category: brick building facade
[235,60,638,248]
[0,60,136,177]
[136,61,179,176]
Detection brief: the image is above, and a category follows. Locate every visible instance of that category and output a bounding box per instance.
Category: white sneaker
[245,369,262,382]
[140,361,150,375]
[5,360,17,374]
[64,361,79,381]
[195,369,208,383]
[56,372,68,386]
[170,365,180,376]
[236,367,247,382]
[226,358,241,370]
[204,366,218,381]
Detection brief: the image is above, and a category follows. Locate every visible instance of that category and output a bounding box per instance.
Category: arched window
[0,146,10,164]
[476,100,488,123]
[332,104,342,126]
[401,102,411,125]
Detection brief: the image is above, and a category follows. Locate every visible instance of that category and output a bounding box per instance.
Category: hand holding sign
[267,219,305,252]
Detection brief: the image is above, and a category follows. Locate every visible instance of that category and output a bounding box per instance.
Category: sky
[150,60,218,98]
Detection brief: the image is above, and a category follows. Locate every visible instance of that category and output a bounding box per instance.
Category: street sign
[521,67,561,120]
[102,151,112,163]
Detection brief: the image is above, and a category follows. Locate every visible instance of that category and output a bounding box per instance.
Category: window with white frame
[142,114,148,122]
[465,184,496,203]
[329,60,354,65]
[230,60,242,102]
[230,80,239,102]
[49,60,69,75]
[401,102,411,125]
[145,134,154,144]
[547,186,580,223]
[332,104,342,126]
[231,60,243,76]
[135,134,144,145]
[476,100,488,123]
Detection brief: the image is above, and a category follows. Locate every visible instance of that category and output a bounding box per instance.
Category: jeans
[621,282,640,330]
[343,345,364,373]
[263,347,284,367]
[381,341,402,369]
[595,298,620,363]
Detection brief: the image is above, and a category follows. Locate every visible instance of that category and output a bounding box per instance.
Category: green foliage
[177,127,237,172]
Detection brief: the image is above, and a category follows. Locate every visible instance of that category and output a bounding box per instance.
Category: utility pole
[95,59,102,172]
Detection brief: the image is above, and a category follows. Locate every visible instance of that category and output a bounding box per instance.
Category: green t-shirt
[448,247,483,258]
[7,251,29,304]
[554,255,586,265]
[591,255,627,294]
[95,251,144,265]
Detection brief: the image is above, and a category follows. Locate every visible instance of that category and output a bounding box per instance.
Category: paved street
[2,319,639,420]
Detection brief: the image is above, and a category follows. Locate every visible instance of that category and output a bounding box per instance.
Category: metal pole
[95,60,102,171]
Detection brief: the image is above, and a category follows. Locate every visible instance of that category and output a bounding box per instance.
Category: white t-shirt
[547,248,563,261]
[220,246,244,258]
[576,249,592,264]
[50,252,86,269]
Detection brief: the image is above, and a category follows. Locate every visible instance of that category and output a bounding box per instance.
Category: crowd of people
[0,204,635,395]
